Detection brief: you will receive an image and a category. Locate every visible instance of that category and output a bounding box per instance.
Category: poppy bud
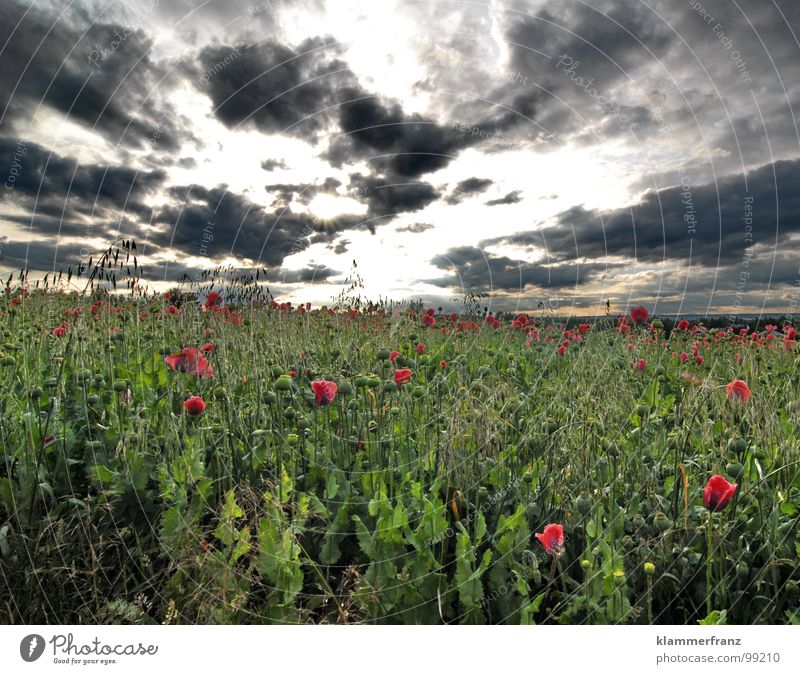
[728,438,748,453]
[575,492,593,516]
[275,375,293,391]
[654,512,672,532]
[726,462,745,479]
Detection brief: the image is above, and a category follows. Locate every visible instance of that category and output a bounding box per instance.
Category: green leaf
[698,609,728,625]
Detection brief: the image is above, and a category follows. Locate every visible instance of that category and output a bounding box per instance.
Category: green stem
[705,511,714,616]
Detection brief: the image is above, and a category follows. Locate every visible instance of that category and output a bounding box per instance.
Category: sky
[1,0,799,316]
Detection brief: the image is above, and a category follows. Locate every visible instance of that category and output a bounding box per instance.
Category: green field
[1,264,799,625]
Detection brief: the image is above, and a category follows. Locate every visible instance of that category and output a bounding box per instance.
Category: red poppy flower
[703,475,737,512]
[389,351,400,362]
[204,291,223,309]
[535,523,565,555]
[422,314,436,327]
[677,319,690,331]
[634,358,647,371]
[394,368,412,387]
[165,347,215,378]
[53,325,67,337]
[183,395,206,416]
[440,360,447,368]
[165,305,180,315]
[680,352,689,363]
[725,379,751,402]
[630,306,649,324]
[200,342,214,353]
[311,379,338,405]
[416,343,425,354]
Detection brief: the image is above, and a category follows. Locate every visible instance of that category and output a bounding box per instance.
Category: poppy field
[1,265,799,625]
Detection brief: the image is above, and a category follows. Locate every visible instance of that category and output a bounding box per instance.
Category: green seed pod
[736,561,749,579]
[87,394,100,405]
[376,349,390,361]
[0,355,16,367]
[411,386,425,399]
[726,462,745,479]
[632,514,645,529]
[270,365,285,378]
[390,406,399,415]
[30,387,43,399]
[295,417,310,430]
[636,403,649,416]
[367,420,378,433]
[382,381,396,393]
[338,381,354,396]
[644,562,656,576]
[654,512,673,532]
[612,570,626,586]
[477,486,489,501]
[44,377,58,389]
[729,438,747,453]
[283,406,296,420]
[354,375,369,388]
[112,379,127,392]
[263,391,277,404]
[580,559,591,570]
[366,376,380,388]
[286,433,299,446]
[76,369,92,382]
[575,492,593,516]
[275,375,292,391]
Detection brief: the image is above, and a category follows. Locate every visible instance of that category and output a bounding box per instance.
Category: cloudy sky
[1,0,799,315]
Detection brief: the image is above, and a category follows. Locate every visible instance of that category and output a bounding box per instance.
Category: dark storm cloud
[0,238,88,273]
[428,245,620,292]
[194,37,356,141]
[396,222,434,234]
[263,264,340,284]
[347,173,439,231]
[542,158,800,269]
[486,190,522,206]
[152,184,362,267]
[265,177,341,207]
[262,159,289,171]
[0,137,165,224]
[328,92,480,178]
[0,1,185,150]
[445,177,493,204]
